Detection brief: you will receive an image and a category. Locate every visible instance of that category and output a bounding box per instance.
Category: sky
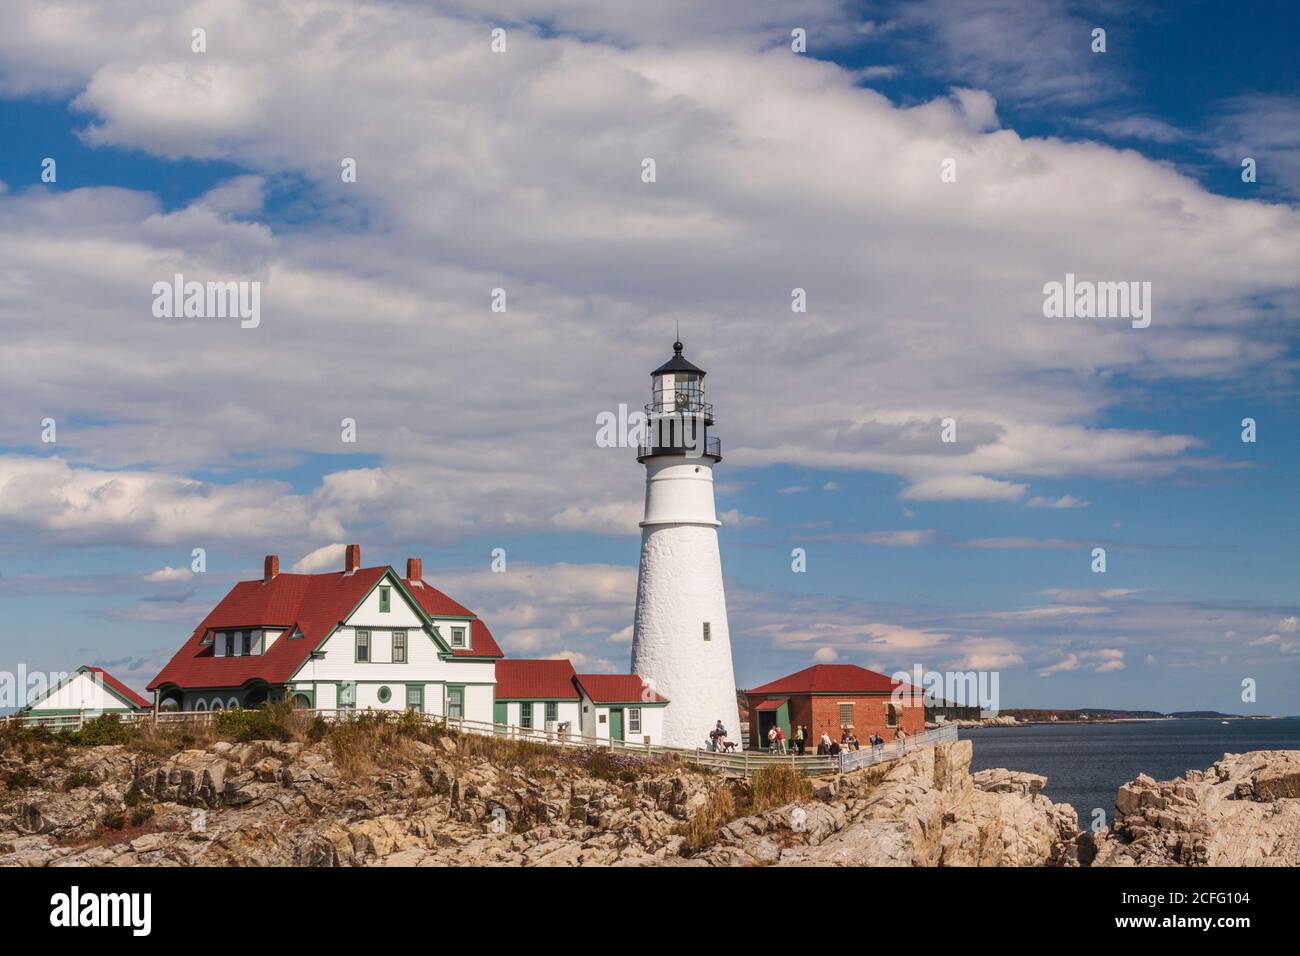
[0,0,1297,715]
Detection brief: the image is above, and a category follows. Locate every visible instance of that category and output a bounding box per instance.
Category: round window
[377,685,392,704]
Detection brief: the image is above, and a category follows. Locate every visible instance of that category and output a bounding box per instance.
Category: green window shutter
[379,587,391,612]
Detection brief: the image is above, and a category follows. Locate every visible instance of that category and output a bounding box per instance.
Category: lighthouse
[630,340,742,750]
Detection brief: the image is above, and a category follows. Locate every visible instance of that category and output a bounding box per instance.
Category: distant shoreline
[955,714,1285,728]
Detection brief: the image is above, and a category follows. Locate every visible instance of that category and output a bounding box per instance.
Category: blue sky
[0,0,1297,714]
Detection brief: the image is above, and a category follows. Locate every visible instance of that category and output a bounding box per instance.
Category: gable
[28,666,149,712]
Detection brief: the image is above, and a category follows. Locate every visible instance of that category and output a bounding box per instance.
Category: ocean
[961,717,1300,823]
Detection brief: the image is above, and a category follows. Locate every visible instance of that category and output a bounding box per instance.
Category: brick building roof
[746,663,911,696]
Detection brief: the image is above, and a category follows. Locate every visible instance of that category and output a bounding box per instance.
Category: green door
[609,708,624,742]
[493,701,507,726]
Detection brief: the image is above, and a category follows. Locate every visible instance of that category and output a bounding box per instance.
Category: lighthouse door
[609,708,625,742]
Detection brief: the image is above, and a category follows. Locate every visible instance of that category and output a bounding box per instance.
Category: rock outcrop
[1093,750,1300,867]
[0,735,1080,867]
[691,739,1082,867]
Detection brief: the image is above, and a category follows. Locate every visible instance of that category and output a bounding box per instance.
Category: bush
[3,768,41,790]
[214,704,292,743]
[68,713,129,747]
[62,769,97,791]
[129,805,154,827]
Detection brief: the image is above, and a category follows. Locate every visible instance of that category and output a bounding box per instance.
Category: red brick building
[743,664,925,750]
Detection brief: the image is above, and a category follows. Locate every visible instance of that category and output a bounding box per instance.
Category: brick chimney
[263,554,279,581]
[406,557,422,582]
[345,544,361,573]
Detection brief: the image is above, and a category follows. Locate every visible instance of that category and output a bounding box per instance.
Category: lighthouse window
[355,630,370,662]
[628,708,642,734]
[703,622,711,642]
[451,626,467,648]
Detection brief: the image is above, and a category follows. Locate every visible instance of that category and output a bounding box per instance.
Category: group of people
[766,723,801,753]
[712,719,909,757]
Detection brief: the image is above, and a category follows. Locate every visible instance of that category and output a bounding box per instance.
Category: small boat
[1220,720,1230,725]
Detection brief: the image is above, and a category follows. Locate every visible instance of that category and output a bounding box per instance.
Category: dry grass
[679,786,737,855]
[749,765,813,813]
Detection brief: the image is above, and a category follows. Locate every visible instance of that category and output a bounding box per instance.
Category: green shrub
[3,768,41,790]
[62,769,97,791]
[68,713,129,746]
[129,805,154,827]
[212,699,312,742]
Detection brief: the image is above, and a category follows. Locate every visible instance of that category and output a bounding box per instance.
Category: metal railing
[646,398,713,418]
[635,435,722,459]
[1,708,956,778]
[838,723,958,772]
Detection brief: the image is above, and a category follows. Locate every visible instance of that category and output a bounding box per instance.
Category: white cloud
[143,565,192,583]
[901,476,1027,502]
[1027,494,1089,509]
[0,0,1295,553]
[292,543,347,573]
[813,646,839,662]
[718,508,764,527]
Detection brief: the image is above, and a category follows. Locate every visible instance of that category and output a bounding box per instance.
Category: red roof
[747,664,912,696]
[85,666,151,710]
[574,673,668,704]
[495,659,580,699]
[401,579,504,658]
[753,699,785,712]
[149,566,501,691]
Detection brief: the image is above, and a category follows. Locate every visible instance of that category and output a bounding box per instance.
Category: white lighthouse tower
[630,340,742,750]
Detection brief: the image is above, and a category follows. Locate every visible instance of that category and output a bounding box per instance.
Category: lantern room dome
[652,340,706,377]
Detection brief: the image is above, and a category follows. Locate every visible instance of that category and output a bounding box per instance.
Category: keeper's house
[743,664,925,748]
[148,546,668,745]
[23,665,151,720]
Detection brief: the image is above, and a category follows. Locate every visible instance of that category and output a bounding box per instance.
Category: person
[873,733,884,755]
[850,734,860,751]
[767,725,778,751]
[829,739,841,756]
[712,719,728,752]
[817,732,832,756]
[841,726,850,745]
[794,725,806,756]
[774,725,786,754]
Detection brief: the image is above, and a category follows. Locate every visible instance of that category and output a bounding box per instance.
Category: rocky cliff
[1092,750,1300,867]
[0,733,1081,867]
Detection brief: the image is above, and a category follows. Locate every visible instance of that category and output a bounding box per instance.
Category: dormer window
[379,586,391,613]
[201,631,214,646]
[451,626,467,649]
